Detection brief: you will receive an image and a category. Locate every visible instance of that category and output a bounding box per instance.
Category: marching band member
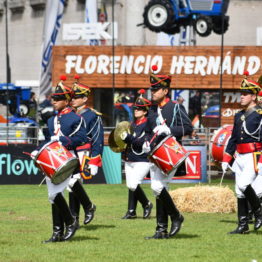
[222,72,262,234]
[143,66,193,239]
[120,89,153,219]
[67,75,104,227]
[32,76,87,243]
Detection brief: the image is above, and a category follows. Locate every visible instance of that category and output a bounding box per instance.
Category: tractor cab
[142,0,230,37]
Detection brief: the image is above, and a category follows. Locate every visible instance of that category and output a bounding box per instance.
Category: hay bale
[169,185,236,213]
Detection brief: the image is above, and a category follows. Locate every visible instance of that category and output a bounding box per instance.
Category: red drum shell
[210,125,233,163]
[149,136,189,175]
[35,141,78,184]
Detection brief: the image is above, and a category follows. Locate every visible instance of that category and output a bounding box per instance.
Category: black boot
[247,201,254,224]
[135,185,153,219]
[69,192,80,229]
[228,198,249,234]
[43,204,64,243]
[159,188,184,237]
[244,185,262,230]
[122,189,137,219]
[54,193,78,241]
[71,180,96,225]
[145,198,169,239]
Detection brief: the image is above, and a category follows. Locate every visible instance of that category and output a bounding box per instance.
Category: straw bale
[169,185,236,213]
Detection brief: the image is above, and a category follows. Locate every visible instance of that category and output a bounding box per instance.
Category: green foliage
[0,182,262,262]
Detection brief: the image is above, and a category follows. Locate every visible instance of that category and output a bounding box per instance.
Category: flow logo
[0,154,38,176]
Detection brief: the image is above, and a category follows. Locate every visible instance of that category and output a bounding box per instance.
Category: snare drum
[210,125,233,163]
[149,135,189,175]
[35,141,79,185]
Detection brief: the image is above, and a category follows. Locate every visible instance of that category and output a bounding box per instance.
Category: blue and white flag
[39,0,65,101]
[85,0,99,45]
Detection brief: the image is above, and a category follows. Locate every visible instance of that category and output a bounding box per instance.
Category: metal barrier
[0,125,222,182]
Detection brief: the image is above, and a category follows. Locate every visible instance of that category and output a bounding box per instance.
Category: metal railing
[0,125,222,181]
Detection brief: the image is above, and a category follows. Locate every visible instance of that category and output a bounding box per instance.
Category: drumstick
[149,119,167,144]
[38,176,46,187]
[219,165,233,186]
[23,151,32,157]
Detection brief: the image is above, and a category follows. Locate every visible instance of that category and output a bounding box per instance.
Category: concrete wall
[0,0,261,85]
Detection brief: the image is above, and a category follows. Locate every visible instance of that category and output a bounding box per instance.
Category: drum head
[51,158,79,185]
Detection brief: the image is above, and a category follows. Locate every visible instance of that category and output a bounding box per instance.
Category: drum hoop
[52,156,78,176]
[210,125,233,143]
[149,135,174,157]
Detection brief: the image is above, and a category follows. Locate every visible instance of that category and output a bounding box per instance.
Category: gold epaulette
[256,108,262,114]
[90,108,102,116]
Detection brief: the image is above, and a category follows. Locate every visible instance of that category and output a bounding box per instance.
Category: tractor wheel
[163,24,180,34]
[143,0,175,33]
[194,15,212,37]
[213,16,229,35]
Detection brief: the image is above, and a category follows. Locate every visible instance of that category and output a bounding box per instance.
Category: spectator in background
[28,92,37,120]
[40,93,52,108]
[189,91,201,120]
[177,96,185,105]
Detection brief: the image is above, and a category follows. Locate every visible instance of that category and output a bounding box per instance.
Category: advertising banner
[52,46,262,90]
[0,145,106,185]
[143,146,207,184]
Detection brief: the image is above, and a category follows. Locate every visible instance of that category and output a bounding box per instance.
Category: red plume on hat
[240,70,261,94]
[74,74,80,82]
[72,74,91,97]
[51,75,72,100]
[151,65,158,72]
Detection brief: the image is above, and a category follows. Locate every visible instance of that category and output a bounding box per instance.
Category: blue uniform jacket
[122,117,149,162]
[46,107,87,150]
[145,99,193,148]
[79,107,104,158]
[225,107,262,157]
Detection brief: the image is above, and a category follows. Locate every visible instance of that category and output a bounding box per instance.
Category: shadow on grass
[81,224,116,231]
[219,219,237,224]
[72,235,100,241]
[172,233,200,239]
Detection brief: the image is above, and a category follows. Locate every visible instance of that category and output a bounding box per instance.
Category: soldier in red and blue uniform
[120,89,153,219]
[32,76,87,243]
[142,66,193,239]
[222,72,262,234]
[67,75,104,227]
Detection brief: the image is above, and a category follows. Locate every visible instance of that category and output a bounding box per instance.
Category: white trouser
[125,162,152,191]
[67,173,82,192]
[232,153,262,198]
[46,176,71,203]
[150,165,177,196]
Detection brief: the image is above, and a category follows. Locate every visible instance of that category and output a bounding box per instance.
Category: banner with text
[52,46,262,90]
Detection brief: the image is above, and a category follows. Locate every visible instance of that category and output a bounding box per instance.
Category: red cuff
[89,155,102,167]
[222,153,233,163]
[259,154,262,163]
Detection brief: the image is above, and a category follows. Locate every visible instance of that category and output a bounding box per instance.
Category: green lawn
[0,180,261,262]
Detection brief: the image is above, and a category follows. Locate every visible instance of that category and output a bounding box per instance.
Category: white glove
[31,150,38,160]
[222,162,229,173]
[51,135,59,141]
[142,141,151,153]
[257,163,262,176]
[153,125,171,136]
[89,164,98,176]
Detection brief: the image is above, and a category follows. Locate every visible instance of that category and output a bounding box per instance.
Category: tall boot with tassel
[159,187,184,237]
[228,198,249,234]
[54,193,78,241]
[71,180,96,225]
[43,204,64,243]
[122,189,138,219]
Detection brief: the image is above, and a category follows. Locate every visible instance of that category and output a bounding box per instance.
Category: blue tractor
[142,0,229,37]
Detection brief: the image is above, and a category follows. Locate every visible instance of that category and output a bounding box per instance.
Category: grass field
[0,180,261,262]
